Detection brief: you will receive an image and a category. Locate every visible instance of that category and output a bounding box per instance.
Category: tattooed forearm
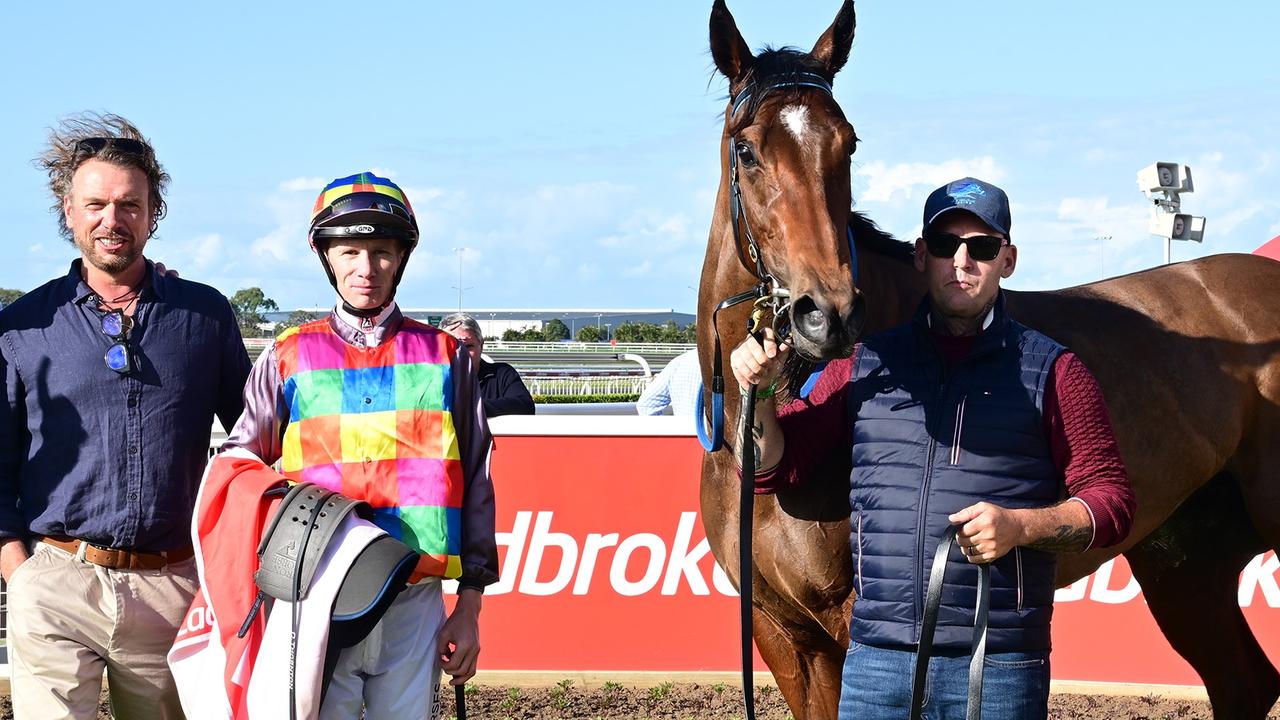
[1026,524,1092,553]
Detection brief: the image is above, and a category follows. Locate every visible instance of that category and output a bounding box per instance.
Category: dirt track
[445,683,1280,719]
[3,684,1277,718]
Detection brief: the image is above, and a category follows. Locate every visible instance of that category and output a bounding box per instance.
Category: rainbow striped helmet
[308,172,418,250]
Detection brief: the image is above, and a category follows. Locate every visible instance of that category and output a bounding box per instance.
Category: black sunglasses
[75,137,151,157]
[923,232,1010,262]
[100,310,134,374]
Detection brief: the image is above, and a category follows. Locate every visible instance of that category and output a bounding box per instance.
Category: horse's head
[708,0,863,362]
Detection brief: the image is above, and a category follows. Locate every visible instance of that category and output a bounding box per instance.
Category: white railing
[488,341,694,355]
[528,376,650,397]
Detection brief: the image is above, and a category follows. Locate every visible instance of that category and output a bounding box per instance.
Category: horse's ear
[710,0,755,85]
[810,0,857,78]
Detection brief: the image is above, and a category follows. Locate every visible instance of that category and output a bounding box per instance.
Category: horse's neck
[855,247,927,334]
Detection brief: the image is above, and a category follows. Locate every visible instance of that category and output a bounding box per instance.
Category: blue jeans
[838,640,1049,720]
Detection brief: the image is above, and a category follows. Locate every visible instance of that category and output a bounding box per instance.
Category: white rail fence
[527,376,650,397]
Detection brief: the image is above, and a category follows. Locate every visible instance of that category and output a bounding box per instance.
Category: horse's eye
[735,141,758,168]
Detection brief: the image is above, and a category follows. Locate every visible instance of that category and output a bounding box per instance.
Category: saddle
[249,482,419,719]
[254,482,418,645]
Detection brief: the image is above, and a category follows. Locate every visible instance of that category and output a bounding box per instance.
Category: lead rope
[738,377,761,720]
[909,526,991,720]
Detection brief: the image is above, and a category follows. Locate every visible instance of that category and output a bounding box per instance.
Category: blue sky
[4,2,1278,313]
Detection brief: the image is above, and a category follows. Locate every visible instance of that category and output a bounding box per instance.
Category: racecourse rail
[0,411,1276,699]
[244,339,694,398]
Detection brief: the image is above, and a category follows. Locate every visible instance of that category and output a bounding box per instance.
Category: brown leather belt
[38,535,194,571]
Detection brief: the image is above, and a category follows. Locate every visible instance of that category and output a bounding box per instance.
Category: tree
[0,288,24,308]
[681,322,698,343]
[502,326,545,342]
[613,322,644,343]
[276,309,321,332]
[229,287,279,336]
[658,320,684,344]
[576,325,602,342]
[542,319,570,342]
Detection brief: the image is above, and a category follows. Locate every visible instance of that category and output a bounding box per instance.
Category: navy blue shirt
[0,260,250,551]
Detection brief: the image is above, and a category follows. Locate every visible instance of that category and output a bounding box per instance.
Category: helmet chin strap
[315,246,412,329]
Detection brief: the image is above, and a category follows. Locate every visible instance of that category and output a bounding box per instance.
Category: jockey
[222,171,498,718]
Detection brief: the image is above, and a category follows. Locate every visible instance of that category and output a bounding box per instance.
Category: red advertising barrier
[461,417,1279,686]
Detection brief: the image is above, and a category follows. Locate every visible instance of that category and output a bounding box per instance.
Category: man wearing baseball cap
[730,177,1135,719]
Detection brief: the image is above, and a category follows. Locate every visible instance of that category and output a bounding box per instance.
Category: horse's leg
[752,607,845,720]
[1125,475,1279,719]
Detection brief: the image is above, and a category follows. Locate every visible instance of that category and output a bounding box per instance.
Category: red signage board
[461,419,1278,686]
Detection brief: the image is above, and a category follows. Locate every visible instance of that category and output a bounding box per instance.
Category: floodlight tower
[1137,162,1206,264]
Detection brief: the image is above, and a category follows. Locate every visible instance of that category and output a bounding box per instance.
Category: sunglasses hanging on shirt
[91,281,142,374]
[101,309,135,374]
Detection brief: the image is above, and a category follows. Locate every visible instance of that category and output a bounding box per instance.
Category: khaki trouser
[320,579,447,720]
[7,541,199,720]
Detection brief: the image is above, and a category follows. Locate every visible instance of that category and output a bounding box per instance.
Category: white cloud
[251,222,304,263]
[1083,148,1109,165]
[278,177,327,192]
[190,233,223,270]
[622,260,653,278]
[1054,196,1151,252]
[855,157,1005,204]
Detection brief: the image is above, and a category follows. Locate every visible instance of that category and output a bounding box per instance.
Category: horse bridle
[697,71,840,455]
[695,71,839,720]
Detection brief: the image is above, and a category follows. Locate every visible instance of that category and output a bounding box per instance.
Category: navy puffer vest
[847,293,1064,652]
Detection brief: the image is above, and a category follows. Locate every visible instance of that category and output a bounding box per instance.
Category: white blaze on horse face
[780,105,810,145]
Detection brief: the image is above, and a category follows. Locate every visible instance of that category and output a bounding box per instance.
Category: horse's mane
[849,210,914,264]
[727,47,829,134]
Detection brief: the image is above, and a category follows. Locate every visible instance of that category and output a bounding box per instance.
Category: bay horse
[696,2,1280,718]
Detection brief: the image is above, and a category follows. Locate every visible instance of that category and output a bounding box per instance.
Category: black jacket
[479,360,535,417]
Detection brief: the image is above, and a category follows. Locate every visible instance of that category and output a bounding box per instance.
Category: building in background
[264,308,695,339]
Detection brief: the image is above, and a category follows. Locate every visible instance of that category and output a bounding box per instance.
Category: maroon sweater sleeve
[1043,352,1136,549]
[753,353,856,494]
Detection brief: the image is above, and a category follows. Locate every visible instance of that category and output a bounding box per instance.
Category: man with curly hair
[0,112,251,719]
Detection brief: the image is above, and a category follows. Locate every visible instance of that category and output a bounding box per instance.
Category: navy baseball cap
[922,177,1012,237]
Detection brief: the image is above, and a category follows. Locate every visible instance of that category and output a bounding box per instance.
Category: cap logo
[950,182,986,206]
[350,224,376,234]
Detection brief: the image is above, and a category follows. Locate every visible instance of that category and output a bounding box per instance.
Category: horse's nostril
[791,295,830,339]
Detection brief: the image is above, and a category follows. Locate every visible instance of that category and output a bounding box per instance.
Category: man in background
[636,347,701,416]
[441,312,535,417]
